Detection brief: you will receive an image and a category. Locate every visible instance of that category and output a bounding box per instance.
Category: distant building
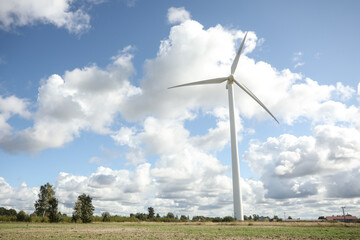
[258,216,270,222]
[283,219,324,222]
[326,216,358,222]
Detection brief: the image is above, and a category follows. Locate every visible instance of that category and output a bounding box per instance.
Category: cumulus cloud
[0,95,31,138]
[120,18,356,127]
[0,0,91,34]
[0,47,140,153]
[0,178,38,212]
[167,7,191,24]
[335,82,356,101]
[54,161,232,216]
[244,125,360,200]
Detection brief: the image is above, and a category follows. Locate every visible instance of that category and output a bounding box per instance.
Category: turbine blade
[168,77,228,89]
[234,80,279,124]
[231,32,248,75]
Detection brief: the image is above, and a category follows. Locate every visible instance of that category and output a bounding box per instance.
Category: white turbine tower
[169,32,279,221]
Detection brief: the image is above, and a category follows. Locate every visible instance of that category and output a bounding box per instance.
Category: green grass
[0,221,359,239]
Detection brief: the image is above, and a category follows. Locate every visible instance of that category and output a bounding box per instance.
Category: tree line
[0,182,295,223]
[0,183,94,223]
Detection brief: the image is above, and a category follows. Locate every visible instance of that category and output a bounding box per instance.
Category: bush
[0,215,17,222]
[102,212,111,222]
[212,217,222,222]
[135,213,148,221]
[16,211,30,222]
[192,216,208,222]
[60,215,72,223]
[29,214,43,223]
[160,217,178,222]
[222,216,235,222]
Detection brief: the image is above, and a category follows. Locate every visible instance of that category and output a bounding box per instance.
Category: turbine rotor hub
[228,75,235,84]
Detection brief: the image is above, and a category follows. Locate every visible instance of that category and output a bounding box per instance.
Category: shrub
[102,212,111,222]
[222,216,235,222]
[135,213,147,221]
[0,215,16,222]
[192,216,207,222]
[16,211,30,222]
[29,214,43,223]
[212,217,222,222]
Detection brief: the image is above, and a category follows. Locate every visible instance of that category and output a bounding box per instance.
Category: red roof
[326,216,358,220]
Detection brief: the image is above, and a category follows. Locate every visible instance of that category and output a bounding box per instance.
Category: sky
[0,0,360,219]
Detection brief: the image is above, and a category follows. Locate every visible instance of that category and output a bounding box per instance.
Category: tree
[8,208,17,216]
[0,207,17,216]
[17,210,29,222]
[148,207,155,219]
[135,212,147,221]
[102,212,111,222]
[48,197,60,222]
[272,215,279,222]
[166,212,175,219]
[73,193,95,223]
[34,183,56,217]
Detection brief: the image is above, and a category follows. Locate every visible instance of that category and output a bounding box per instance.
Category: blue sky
[0,0,360,219]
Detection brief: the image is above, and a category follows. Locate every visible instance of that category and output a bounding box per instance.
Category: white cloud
[111,127,137,148]
[189,108,244,153]
[0,0,91,34]
[167,7,191,24]
[294,62,304,68]
[0,47,141,153]
[0,95,31,119]
[0,95,31,139]
[292,51,304,69]
[335,82,355,101]
[244,125,360,201]
[190,119,231,152]
[89,156,102,164]
[293,52,302,62]
[0,178,38,213]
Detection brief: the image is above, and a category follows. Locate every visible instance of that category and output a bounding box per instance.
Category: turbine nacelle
[226,75,235,89]
[228,74,235,84]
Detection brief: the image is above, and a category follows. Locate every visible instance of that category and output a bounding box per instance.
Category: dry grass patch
[0,221,359,239]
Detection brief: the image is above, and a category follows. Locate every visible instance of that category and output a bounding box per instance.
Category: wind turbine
[168,32,279,221]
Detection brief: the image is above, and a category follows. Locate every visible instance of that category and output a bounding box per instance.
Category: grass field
[0,221,359,239]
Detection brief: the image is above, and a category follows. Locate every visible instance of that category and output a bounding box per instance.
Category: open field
[0,221,359,239]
